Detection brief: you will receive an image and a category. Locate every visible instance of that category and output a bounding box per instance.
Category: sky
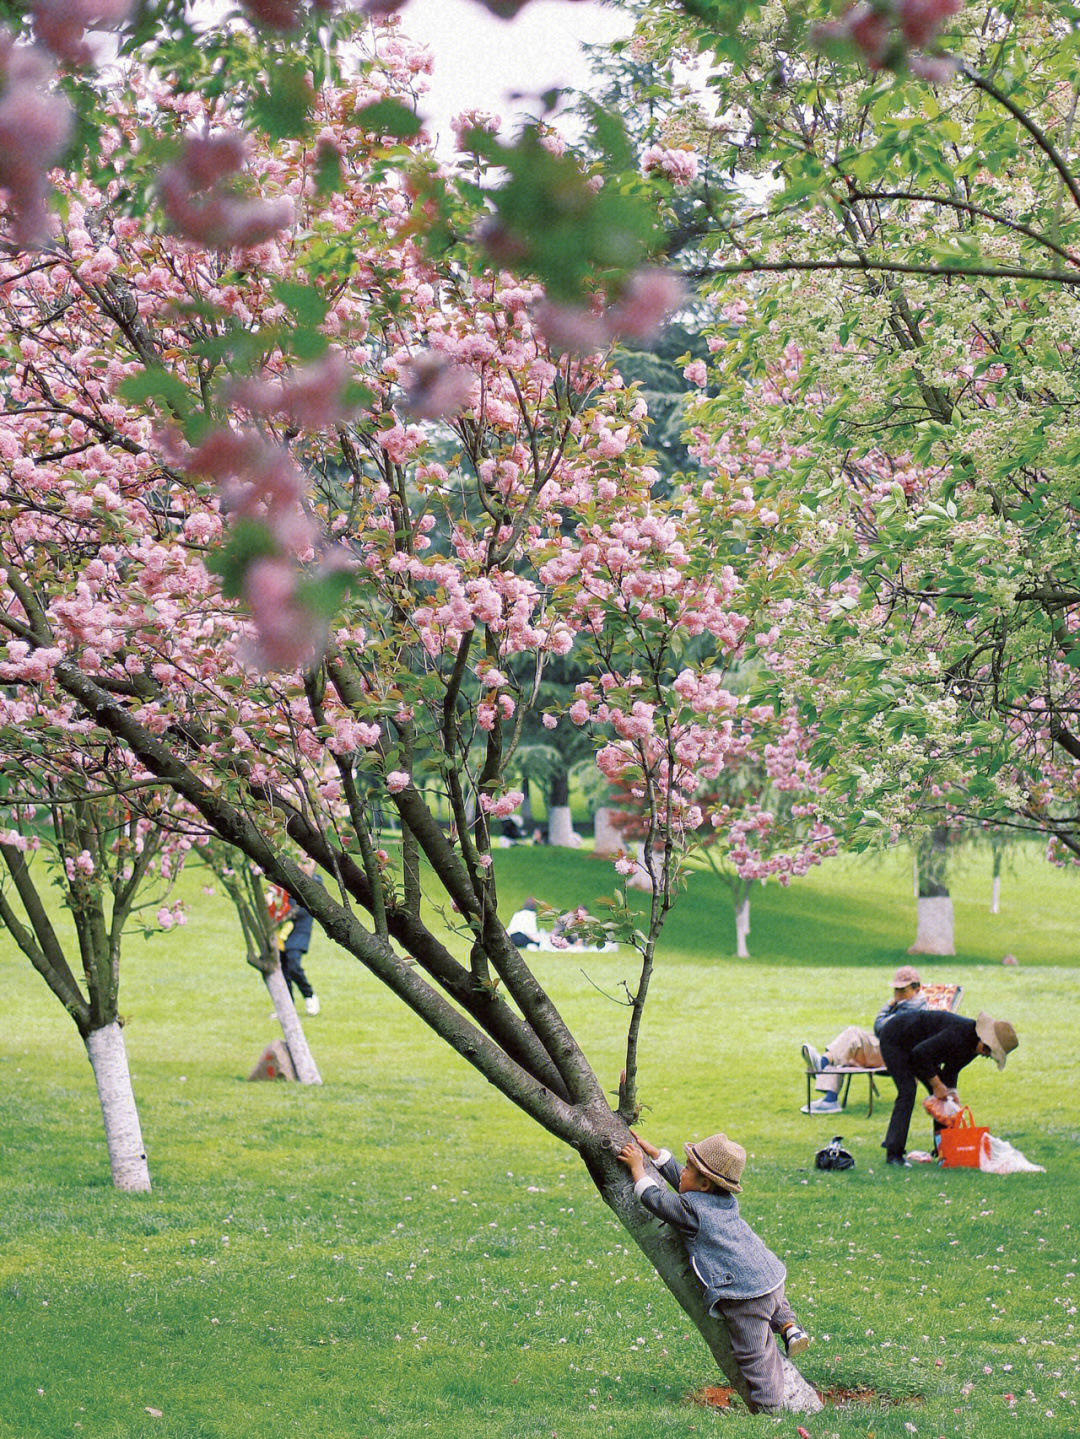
[399,0,635,148]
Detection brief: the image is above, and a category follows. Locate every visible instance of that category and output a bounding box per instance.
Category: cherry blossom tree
[0,781,185,1192]
[627,0,1080,860]
[606,708,835,957]
[0,31,820,1410]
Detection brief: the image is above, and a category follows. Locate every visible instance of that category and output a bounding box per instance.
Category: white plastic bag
[979,1135,1045,1174]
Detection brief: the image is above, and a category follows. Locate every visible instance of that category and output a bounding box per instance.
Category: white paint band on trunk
[265,965,322,1085]
[85,1022,151,1193]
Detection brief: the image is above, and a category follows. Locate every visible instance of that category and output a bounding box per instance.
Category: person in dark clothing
[279,859,322,1016]
[281,898,319,1014]
[879,1009,1017,1166]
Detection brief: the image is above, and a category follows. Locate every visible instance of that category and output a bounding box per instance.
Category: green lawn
[1,844,1077,1438]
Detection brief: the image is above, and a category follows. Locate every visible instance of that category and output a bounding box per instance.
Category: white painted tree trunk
[548,804,578,848]
[592,806,622,858]
[84,1022,151,1193]
[909,896,955,955]
[991,874,1001,915]
[265,966,322,1085]
[734,891,751,958]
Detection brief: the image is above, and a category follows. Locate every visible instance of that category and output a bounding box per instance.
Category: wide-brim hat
[891,964,921,989]
[684,1133,745,1194]
[975,1011,1018,1070]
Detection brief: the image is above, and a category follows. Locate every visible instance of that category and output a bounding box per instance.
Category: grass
[1,842,1078,1439]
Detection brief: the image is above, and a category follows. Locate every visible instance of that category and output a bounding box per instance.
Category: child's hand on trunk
[630,1129,660,1160]
[617,1142,646,1179]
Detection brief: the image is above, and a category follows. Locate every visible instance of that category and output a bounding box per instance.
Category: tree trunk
[908,896,955,955]
[84,1022,151,1193]
[911,828,953,953]
[990,873,1001,915]
[734,885,751,959]
[547,771,577,847]
[585,1134,822,1415]
[592,805,622,858]
[265,965,322,1085]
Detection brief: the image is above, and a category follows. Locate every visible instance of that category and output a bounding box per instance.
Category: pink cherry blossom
[400,351,475,421]
[385,771,410,794]
[31,0,133,66]
[160,130,293,250]
[641,145,699,186]
[0,32,73,248]
[241,557,326,672]
[479,789,524,817]
[608,267,687,342]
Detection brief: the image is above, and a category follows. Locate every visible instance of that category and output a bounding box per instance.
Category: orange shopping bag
[937,1107,991,1168]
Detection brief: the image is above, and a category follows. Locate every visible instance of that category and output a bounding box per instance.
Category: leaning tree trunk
[264,965,322,1085]
[84,1022,151,1193]
[584,1120,822,1415]
[734,880,751,959]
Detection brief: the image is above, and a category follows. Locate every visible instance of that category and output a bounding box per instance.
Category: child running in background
[618,1130,810,1412]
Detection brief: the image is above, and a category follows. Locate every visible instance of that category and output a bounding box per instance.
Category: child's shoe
[781,1323,812,1358]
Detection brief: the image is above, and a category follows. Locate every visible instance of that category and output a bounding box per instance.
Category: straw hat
[684,1133,745,1194]
[891,965,921,988]
[975,1012,1019,1070]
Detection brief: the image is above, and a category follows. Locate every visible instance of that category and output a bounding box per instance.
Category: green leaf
[355,98,423,140]
[116,368,191,416]
[251,60,314,140]
[272,279,328,328]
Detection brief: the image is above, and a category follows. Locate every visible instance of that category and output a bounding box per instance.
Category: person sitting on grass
[506,896,542,950]
[800,964,927,1115]
[618,1130,811,1414]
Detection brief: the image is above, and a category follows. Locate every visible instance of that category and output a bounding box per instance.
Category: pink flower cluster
[479,789,524,818]
[533,267,686,357]
[240,557,327,673]
[240,0,336,29]
[30,0,133,67]
[0,31,73,247]
[641,145,699,186]
[186,428,348,672]
[816,0,961,76]
[400,350,475,421]
[160,130,294,251]
[189,429,314,554]
[228,351,358,431]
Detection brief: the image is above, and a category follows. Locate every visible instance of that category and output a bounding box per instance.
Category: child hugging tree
[618,1130,811,1413]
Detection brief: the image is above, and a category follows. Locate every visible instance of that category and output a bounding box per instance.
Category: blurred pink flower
[0,32,73,247]
[400,351,474,421]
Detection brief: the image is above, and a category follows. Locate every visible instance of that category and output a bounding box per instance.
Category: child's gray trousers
[713,1281,798,1411]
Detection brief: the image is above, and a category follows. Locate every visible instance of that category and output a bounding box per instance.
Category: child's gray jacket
[635,1155,786,1307]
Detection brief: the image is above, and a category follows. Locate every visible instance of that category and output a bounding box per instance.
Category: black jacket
[879,1009,980,1087]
